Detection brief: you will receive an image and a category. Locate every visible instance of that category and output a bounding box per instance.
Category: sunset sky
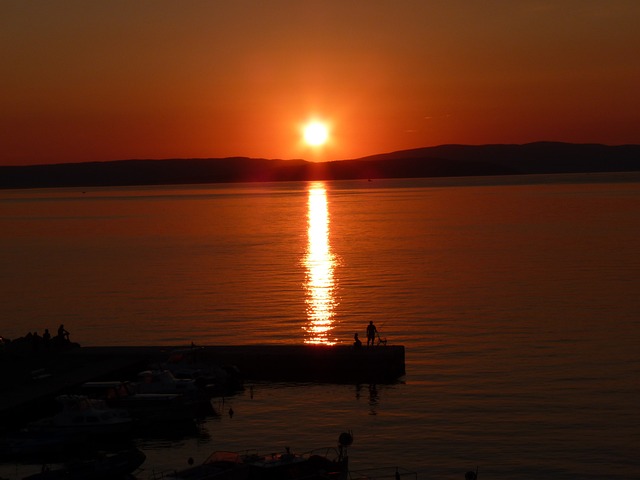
[2,1,639,166]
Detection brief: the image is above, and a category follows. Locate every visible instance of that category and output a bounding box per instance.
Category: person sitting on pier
[366,321,377,347]
[31,331,42,351]
[353,332,362,349]
[57,324,70,342]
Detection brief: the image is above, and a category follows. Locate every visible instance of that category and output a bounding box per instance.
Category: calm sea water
[1,173,639,479]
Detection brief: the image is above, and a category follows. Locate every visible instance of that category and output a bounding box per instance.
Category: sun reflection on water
[303,182,338,344]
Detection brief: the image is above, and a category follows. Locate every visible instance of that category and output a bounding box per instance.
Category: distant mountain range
[1,142,639,189]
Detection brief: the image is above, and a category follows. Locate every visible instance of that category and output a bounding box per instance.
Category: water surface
[1,173,639,479]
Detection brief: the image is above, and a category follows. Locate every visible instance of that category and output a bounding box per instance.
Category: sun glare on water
[303,121,329,147]
[303,182,337,345]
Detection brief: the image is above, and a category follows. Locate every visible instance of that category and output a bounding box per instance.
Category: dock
[0,344,405,427]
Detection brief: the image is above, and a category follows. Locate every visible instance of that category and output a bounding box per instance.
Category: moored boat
[136,369,202,398]
[27,395,132,436]
[161,346,244,395]
[153,432,352,480]
[80,380,204,422]
[135,370,214,416]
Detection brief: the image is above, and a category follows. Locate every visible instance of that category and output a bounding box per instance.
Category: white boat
[81,380,203,422]
[135,369,215,416]
[162,347,243,395]
[28,395,132,436]
[136,369,202,398]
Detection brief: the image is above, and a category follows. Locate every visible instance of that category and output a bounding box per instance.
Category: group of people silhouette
[353,321,386,348]
[9,324,72,352]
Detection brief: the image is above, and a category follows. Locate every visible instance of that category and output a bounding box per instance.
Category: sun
[303,121,329,147]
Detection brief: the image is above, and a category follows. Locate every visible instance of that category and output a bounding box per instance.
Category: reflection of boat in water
[22,448,146,480]
[155,432,353,480]
[28,395,132,436]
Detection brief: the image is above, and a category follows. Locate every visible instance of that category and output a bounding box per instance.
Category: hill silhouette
[1,142,639,189]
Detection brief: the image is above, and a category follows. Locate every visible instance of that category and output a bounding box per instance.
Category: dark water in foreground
[1,173,639,479]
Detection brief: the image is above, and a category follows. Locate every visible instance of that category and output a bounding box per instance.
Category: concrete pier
[0,344,405,427]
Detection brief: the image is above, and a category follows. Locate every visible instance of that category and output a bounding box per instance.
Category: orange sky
[1,1,639,166]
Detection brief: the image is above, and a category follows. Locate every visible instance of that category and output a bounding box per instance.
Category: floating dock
[0,344,405,427]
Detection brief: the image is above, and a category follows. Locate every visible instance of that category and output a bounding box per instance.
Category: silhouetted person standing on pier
[366,321,377,347]
[42,328,51,348]
[353,332,362,349]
